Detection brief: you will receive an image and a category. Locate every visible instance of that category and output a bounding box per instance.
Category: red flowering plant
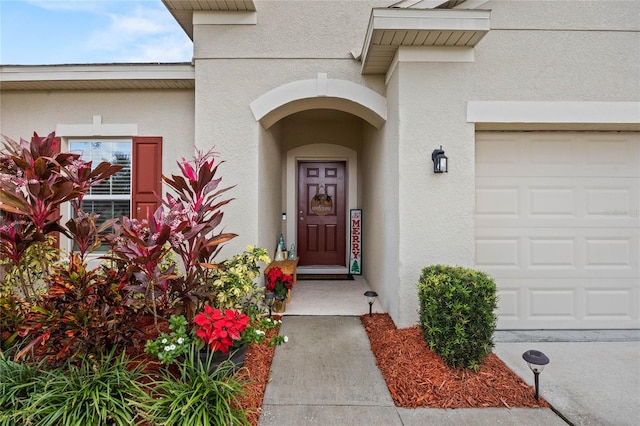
[266,266,293,299]
[193,305,250,354]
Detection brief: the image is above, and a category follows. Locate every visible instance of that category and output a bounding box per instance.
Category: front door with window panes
[69,140,132,245]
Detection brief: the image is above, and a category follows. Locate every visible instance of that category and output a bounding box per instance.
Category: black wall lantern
[431,146,448,173]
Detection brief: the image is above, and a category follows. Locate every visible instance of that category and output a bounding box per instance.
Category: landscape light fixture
[364,291,378,317]
[431,146,448,173]
[265,292,276,318]
[522,349,550,401]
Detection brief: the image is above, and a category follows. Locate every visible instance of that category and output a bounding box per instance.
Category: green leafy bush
[0,353,41,425]
[146,346,249,426]
[417,265,497,371]
[1,350,150,426]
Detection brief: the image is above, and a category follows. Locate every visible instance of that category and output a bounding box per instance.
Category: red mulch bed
[236,316,281,425]
[361,313,548,409]
[132,313,546,425]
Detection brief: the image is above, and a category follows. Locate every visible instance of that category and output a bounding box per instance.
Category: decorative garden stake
[522,349,549,401]
[364,291,378,317]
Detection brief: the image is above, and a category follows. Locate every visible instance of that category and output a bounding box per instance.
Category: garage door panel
[476,133,640,177]
[585,288,637,319]
[495,279,638,329]
[476,132,639,329]
[476,177,639,228]
[477,229,638,279]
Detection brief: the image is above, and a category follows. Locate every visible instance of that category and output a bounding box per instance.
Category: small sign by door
[349,209,362,275]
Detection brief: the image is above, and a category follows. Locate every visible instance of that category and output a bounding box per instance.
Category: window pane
[80,200,130,228]
[69,140,131,196]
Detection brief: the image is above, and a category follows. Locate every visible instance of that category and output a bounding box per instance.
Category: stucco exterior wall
[361,68,401,322]
[387,0,639,327]
[258,121,283,256]
[194,0,390,61]
[192,59,383,257]
[3,0,637,329]
[0,90,195,178]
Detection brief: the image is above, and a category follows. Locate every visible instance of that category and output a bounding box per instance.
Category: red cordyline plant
[266,266,293,299]
[194,305,249,354]
[160,148,237,320]
[104,208,178,325]
[0,132,122,299]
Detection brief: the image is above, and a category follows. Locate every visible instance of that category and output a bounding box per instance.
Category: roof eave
[161,0,257,39]
[361,8,491,75]
[0,63,195,91]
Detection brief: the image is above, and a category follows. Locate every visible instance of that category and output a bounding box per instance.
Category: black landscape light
[364,291,378,317]
[522,349,550,401]
[265,292,275,318]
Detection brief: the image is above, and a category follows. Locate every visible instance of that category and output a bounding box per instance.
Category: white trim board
[467,101,640,125]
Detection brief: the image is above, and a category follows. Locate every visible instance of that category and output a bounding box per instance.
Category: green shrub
[417,265,497,371]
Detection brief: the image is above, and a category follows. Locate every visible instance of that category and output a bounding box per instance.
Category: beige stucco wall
[258,121,283,256]
[192,1,386,257]
[384,0,639,327]
[0,90,195,178]
[192,0,639,327]
[361,66,401,323]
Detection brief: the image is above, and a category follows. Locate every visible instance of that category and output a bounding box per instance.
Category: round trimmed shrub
[417,265,497,371]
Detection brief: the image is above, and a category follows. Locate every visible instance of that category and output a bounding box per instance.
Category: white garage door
[475,132,639,329]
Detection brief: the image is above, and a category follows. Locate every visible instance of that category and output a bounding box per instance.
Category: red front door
[297,161,346,266]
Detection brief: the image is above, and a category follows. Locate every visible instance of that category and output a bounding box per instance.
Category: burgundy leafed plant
[104,207,178,325]
[161,149,237,319]
[0,132,122,299]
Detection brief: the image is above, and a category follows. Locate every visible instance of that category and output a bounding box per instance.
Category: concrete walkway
[495,341,640,426]
[259,316,565,426]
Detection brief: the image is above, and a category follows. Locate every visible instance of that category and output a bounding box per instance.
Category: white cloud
[83,3,192,62]
[121,36,193,63]
[24,0,105,12]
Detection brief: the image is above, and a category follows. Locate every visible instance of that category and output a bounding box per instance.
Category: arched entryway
[251,75,386,273]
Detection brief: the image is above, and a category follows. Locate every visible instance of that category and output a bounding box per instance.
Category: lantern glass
[431,146,448,173]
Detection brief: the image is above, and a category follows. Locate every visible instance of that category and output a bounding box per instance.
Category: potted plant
[265,266,293,313]
[146,306,270,372]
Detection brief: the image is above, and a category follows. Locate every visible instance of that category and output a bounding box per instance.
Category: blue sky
[0,0,193,65]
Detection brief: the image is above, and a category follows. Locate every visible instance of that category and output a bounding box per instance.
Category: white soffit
[0,64,195,91]
[361,8,490,75]
[162,0,256,39]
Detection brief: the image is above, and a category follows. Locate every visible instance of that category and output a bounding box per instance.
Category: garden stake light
[522,349,549,401]
[364,291,378,317]
[265,292,276,317]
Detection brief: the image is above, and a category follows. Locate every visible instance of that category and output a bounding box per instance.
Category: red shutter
[132,137,162,221]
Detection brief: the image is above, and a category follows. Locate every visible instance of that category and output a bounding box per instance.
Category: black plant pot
[179,343,248,375]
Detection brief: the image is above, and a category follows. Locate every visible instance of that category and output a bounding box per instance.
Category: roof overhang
[361,8,491,74]
[162,0,257,39]
[0,64,195,91]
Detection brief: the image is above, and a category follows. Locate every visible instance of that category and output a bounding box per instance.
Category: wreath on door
[310,185,332,216]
